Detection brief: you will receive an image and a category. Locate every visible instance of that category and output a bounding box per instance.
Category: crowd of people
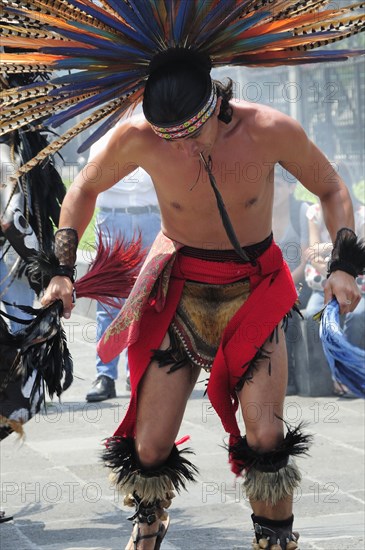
[271,167,365,399]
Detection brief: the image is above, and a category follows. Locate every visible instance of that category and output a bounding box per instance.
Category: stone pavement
[1,312,364,550]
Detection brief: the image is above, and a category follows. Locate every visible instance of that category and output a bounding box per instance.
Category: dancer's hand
[324,271,361,315]
[41,276,74,318]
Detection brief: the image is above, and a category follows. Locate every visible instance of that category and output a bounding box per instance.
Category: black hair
[215,78,233,124]
[143,50,233,126]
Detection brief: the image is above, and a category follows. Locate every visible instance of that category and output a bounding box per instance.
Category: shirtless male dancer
[42,53,361,550]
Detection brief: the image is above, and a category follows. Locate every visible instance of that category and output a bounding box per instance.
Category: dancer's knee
[136,441,173,469]
[246,424,284,453]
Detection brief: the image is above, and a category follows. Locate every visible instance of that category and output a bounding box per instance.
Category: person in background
[86,124,160,402]
[272,167,309,394]
[0,61,65,440]
[304,183,365,397]
[0,136,40,441]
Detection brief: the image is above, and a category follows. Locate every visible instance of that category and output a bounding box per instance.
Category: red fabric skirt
[112,240,297,474]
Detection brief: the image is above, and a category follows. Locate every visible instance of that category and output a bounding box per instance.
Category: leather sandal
[125,494,170,550]
[126,515,170,550]
[252,515,300,549]
[252,531,299,550]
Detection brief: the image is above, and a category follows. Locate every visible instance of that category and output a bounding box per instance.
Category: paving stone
[1,312,364,550]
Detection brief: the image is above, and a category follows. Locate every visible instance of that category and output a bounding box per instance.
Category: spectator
[304,192,365,396]
[0,139,41,440]
[85,125,160,402]
[0,63,65,436]
[272,168,309,394]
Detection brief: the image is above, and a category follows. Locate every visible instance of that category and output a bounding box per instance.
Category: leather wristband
[54,264,76,283]
[327,259,357,278]
[54,227,78,283]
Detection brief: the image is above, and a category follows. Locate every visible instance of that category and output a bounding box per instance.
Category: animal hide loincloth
[170,279,250,370]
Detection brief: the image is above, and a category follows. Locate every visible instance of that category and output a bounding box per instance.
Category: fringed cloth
[97,232,297,473]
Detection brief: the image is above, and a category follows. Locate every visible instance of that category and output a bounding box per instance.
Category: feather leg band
[229,423,312,473]
[0,0,363,175]
[102,436,198,505]
[228,423,312,504]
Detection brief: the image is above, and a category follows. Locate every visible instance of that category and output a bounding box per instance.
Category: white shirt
[89,122,158,209]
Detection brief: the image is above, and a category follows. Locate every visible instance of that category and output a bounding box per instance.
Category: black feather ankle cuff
[228,422,312,474]
[102,436,198,504]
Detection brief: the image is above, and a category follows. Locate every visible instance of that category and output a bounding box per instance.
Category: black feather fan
[0,301,73,401]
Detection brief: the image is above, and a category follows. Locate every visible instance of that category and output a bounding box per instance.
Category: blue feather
[192,0,242,46]
[127,0,164,43]
[41,47,135,60]
[50,70,142,88]
[97,0,145,29]
[320,299,365,398]
[50,75,139,101]
[65,0,157,50]
[194,0,237,33]
[46,81,139,128]
[42,41,148,59]
[43,27,150,57]
[173,0,194,44]
[97,0,156,40]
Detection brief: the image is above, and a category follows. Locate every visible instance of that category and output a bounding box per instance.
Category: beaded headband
[149,85,218,140]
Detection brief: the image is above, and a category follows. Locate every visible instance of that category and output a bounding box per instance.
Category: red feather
[74,232,146,306]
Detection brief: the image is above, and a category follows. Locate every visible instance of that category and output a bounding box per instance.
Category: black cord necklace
[189,159,202,191]
[199,152,250,263]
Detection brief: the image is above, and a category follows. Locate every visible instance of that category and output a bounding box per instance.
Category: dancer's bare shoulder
[107,116,155,161]
[231,101,303,147]
[83,116,158,190]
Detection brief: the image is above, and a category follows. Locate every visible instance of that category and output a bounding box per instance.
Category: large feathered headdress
[1,0,364,178]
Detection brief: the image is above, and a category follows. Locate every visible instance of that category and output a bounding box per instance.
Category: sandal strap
[132,521,165,549]
[133,529,162,542]
[127,493,159,526]
[252,514,299,547]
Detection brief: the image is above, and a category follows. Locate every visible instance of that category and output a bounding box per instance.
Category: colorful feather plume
[0,0,364,177]
[0,67,67,295]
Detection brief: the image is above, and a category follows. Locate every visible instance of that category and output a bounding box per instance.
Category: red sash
[105,236,297,473]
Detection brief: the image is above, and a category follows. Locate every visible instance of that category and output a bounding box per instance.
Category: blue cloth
[0,257,35,331]
[306,291,365,352]
[320,299,365,398]
[95,208,160,379]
